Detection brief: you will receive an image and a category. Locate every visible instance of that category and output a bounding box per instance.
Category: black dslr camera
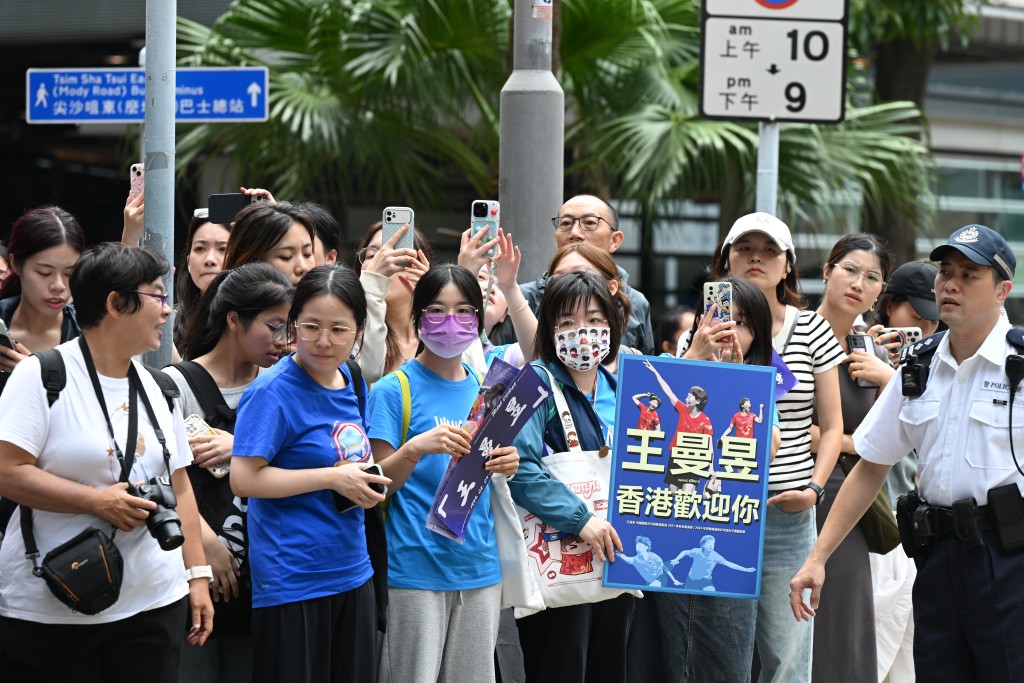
[130,477,184,550]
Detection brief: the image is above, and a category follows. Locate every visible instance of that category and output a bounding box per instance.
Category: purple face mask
[420,315,479,359]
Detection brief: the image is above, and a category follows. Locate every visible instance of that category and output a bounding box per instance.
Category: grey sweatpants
[378,582,502,683]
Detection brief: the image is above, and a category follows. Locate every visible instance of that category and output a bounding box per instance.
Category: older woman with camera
[0,243,213,682]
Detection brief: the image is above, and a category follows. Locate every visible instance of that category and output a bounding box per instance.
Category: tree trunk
[864,37,937,264]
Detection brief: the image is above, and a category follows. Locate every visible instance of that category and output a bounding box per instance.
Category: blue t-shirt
[233,356,373,608]
[369,360,502,590]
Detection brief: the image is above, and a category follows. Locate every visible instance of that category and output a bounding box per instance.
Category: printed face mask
[420,315,479,358]
[555,326,610,371]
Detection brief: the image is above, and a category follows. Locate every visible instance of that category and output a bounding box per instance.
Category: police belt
[914,503,996,540]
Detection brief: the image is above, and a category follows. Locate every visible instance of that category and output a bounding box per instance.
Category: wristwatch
[800,482,826,505]
[184,565,214,583]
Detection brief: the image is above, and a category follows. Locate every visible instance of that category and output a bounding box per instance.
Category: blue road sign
[26,67,269,124]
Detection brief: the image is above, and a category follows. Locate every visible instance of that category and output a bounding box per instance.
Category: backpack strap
[395,369,412,445]
[346,358,366,418]
[35,349,66,408]
[393,363,480,445]
[143,365,179,414]
[168,361,231,430]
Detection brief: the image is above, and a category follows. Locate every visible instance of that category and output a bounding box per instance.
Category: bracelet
[403,450,420,465]
[509,300,531,315]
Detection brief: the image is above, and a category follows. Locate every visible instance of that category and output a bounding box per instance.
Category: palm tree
[177,0,937,259]
[176,0,510,206]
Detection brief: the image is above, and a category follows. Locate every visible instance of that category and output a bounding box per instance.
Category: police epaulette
[1007,327,1024,352]
[898,328,1024,366]
[898,331,945,366]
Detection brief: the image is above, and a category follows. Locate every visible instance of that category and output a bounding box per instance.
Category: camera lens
[148,507,184,551]
[472,202,488,218]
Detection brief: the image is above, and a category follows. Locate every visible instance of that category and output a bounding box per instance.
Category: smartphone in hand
[332,462,388,513]
[703,281,733,326]
[470,200,500,253]
[879,327,922,352]
[0,320,14,351]
[129,164,144,201]
[382,207,415,251]
[184,413,230,478]
[846,333,877,388]
[209,193,257,225]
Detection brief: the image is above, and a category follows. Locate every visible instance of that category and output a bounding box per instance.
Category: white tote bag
[512,367,641,617]
[491,474,546,611]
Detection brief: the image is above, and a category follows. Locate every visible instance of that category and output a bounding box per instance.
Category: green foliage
[848,0,980,51]
[176,0,509,204]
[178,0,938,232]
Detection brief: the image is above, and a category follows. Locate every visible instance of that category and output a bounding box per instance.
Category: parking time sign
[700,0,848,123]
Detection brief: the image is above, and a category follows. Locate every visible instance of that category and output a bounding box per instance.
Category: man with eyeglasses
[517,195,654,355]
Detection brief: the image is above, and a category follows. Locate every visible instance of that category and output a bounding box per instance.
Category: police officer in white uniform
[788,224,1024,682]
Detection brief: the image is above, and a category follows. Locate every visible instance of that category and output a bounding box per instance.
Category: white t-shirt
[0,340,192,624]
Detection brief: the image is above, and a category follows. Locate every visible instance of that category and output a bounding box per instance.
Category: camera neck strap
[80,335,140,484]
[79,335,172,478]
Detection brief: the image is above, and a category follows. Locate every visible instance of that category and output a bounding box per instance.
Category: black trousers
[516,593,635,683]
[251,578,377,683]
[914,531,1024,682]
[0,596,187,683]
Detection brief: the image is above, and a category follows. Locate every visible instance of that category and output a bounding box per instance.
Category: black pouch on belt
[988,484,1024,552]
[896,491,929,558]
[952,497,984,549]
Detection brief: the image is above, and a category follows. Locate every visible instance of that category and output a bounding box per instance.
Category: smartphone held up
[382,207,415,250]
[129,164,144,201]
[471,200,500,252]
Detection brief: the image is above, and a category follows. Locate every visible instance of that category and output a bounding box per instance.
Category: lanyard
[79,336,171,483]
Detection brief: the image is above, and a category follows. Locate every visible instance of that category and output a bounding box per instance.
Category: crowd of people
[0,187,1018,683]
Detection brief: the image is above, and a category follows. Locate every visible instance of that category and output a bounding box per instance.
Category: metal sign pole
[142,0,176,368]
[498,0,564,282]
[755,121,779,214]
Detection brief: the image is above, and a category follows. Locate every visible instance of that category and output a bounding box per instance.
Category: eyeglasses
[295,322,358,344]
[551,214,613,232]
[248,316,293,344]
[131,290,169,307]
[831,262,884,287]
[357,247,378,265]
[422,305,478,326]
[554,315,610,332]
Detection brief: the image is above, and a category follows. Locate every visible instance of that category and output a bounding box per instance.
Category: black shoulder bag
[169,360,253,638]
[21,337,170,615]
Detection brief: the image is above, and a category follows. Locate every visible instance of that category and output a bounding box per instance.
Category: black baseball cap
[884,261,939,321]
[930,224,1015,281]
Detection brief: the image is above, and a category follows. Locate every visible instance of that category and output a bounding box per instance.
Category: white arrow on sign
[247,82,262,108]
[437,494,449,519]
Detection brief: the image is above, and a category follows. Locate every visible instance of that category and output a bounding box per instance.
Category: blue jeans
[626,591,756,683]
[755,504,816,683]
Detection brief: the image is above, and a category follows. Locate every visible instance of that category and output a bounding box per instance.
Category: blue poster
[603,355,774,599]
